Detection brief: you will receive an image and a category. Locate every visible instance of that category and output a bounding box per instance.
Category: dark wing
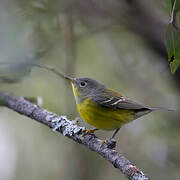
[92,89,152,118]
[94,95,147,110]
[92,89,152,119]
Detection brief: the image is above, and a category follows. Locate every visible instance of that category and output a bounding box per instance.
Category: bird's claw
[100,138,116,149]
[100,139,108,148]
[82,128,98,136]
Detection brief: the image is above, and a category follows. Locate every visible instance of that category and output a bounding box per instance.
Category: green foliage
[166,0,180,12]
[166,0,180,74]
[166,24,180,74]
[165,0,173,15]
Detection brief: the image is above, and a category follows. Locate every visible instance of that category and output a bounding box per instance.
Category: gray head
[70,77,105,102]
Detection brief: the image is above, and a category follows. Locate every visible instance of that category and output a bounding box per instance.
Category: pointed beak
[64,75,74,83]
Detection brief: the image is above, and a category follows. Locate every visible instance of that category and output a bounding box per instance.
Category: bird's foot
[82,128,98,136]
[100,138,116,149]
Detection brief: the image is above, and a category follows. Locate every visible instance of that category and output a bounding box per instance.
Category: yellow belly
[77,98,135,130]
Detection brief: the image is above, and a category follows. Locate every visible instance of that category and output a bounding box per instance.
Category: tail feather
[149,107,175,111]
[134,107,174,119]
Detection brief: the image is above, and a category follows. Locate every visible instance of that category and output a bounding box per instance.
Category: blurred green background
[0,0,180,180]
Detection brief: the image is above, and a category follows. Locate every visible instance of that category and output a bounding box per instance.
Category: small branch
[0,91,149,180]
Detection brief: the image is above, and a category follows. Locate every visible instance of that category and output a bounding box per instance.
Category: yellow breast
[77,98,135,130]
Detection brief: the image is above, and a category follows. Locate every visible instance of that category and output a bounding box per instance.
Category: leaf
[165,0,173,15]
[165,0,180,14]
[166,23,180,74]
[165,0,180,74]
[172,0,180,12]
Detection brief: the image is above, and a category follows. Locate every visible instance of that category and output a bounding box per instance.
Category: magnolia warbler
[64,76,173,141]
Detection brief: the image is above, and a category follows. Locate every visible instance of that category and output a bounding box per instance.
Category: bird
[64,76,173,145]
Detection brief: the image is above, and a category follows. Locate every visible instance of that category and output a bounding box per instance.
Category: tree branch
[0,90,149,180]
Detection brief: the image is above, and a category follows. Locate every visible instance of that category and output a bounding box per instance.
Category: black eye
[80,81,87,87]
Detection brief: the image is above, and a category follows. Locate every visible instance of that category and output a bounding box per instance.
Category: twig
[0,90,149,180]
[0,61,70,80]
